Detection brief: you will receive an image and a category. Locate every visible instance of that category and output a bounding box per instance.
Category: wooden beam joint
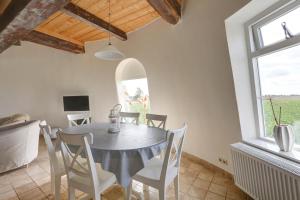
[62,2,127,41]
[0,0,70,53]
[23,30,85,54]
[147,0,181,25]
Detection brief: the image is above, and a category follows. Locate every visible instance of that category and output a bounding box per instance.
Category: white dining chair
[67,113,91,127]
[143,113,168,191]
[58,131,117,200]
[146,114,167,130]
[40,122,65,200]
[120,112,140,125]
[132,123,187,200]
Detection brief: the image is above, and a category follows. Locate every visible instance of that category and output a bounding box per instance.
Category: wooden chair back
[120,112,140,125]
[39,122,60,174]
[58,131,99,192]
[161,123,187,180]
[146,114,167,129]
[67,113,91,127]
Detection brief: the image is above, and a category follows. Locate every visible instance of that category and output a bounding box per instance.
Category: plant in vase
[269,97,295,152]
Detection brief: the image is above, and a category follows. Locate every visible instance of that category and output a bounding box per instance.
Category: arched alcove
[116,58,150,123]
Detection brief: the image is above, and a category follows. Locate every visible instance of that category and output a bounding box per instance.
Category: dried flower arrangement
[268,96,295,152]
[269,97,282,126]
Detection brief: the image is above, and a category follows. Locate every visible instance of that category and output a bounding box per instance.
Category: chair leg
[54,176,61,200]
[93,193,100,200]
[125,181,132,200]
[68,186,75,200]
[159,188,166,200]
[50,169,55,194]
[143,184,149,192]
[174,175,179,200]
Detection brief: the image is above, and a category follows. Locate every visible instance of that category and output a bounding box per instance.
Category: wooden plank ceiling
[0,0,182,54]
[36,0,160,46]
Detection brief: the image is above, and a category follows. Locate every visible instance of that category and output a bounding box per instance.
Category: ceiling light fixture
[94,0,125,61]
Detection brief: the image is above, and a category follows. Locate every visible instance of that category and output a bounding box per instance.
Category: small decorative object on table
[270,97,295,152]
[108,104,122,133]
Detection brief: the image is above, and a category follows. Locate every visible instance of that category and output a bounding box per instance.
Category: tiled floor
[0,138,251,200]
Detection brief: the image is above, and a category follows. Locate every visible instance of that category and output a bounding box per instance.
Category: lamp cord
[108,0,111,45]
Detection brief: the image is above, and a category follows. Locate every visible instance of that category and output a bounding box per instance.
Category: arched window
[116,58,150,123]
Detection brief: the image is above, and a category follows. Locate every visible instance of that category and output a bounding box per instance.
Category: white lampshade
[94,43,125,61]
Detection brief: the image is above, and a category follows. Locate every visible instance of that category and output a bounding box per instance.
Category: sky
[259,6,300,96]
[120,78,149,96]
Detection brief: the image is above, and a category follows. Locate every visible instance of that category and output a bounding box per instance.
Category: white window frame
[245,0,300,148]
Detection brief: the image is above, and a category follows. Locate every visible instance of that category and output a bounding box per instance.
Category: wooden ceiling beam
[0,0,11,15]
[146,0,181,24]
[0,0,70,54]
[62,2,127,41]
[22,30,84,54]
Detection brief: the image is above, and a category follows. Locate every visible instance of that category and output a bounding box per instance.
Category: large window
[248,0,300,145]
[259,5,300,47]
[116,58,151,124]
[118,78,150,123]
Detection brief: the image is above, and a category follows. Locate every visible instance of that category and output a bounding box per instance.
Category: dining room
[0,0,258,200]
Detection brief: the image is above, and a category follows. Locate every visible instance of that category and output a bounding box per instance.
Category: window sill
[244,138,300,164]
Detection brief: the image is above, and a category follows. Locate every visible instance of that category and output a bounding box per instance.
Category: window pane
[260,6,300,47]
[258,44,300,144]
[118,78,150,123]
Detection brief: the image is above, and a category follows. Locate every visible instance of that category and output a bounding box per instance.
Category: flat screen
[63,96,89,111]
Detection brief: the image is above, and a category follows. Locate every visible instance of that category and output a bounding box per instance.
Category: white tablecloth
[63,123,167,186]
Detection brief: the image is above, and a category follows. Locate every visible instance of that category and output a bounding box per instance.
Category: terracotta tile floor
[0,139,252,200]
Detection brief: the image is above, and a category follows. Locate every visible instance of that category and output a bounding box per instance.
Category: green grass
[263,98,300,144]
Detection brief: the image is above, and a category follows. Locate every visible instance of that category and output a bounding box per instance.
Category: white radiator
[231,143,300,200]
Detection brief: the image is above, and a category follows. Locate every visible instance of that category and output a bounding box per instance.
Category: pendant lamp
[94,0,125,61]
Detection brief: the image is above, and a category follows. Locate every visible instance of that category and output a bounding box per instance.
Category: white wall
[0,42,119,127]
[225,0,282,140]
[0,0,249,172]
[115,58,146,81]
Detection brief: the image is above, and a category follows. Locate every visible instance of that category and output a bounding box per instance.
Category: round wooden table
[63,122,167,199]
